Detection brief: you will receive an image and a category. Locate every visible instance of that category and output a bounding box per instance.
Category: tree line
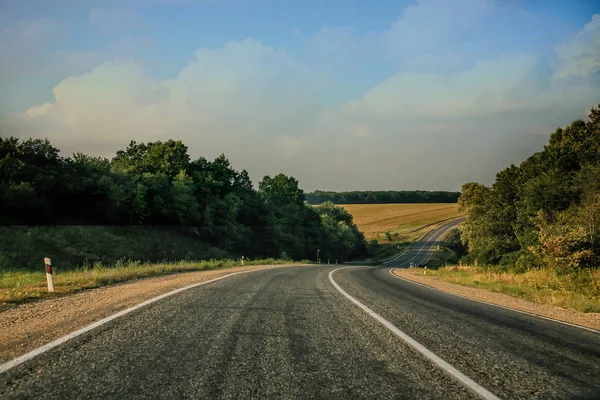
[305,190,461,205]
[0,137,367,263]
[459,104,600,273]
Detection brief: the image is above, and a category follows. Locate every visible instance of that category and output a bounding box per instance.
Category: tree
[459,104,600,269]
[112,140,190,180]
[259,174,305,206]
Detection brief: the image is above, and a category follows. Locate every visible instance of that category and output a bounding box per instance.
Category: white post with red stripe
[44,257,54,292]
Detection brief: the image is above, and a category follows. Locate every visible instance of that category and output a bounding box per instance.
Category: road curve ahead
[1,264,599,399]
[382,217,465,267]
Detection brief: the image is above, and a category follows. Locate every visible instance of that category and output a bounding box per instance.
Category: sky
[0,0,599,192]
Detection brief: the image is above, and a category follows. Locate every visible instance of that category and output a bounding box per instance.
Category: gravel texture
[392,269,600,331]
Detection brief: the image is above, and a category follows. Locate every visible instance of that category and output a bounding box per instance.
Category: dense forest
[305,190,460,205]
[0,137,367,268]
[459,104,600,273]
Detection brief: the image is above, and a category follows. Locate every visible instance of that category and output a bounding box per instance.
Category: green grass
[420,266,600,313]
[0,258,304,305]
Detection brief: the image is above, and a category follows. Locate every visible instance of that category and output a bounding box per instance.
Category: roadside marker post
[241,256,244,266]
[424,266,427,275]
[44,257,54,292]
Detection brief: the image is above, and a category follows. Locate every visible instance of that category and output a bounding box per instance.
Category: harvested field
[341,203,462,242]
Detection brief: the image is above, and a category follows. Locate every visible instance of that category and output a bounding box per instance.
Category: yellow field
[341,203,462,242]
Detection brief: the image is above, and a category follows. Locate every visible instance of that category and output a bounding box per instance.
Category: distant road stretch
[2,218,600,399]
[382,217,465,267]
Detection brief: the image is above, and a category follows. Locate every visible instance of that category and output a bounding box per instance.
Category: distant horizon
[305,189,461,193]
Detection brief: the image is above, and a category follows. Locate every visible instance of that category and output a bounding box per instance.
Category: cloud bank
[2,0,599,191]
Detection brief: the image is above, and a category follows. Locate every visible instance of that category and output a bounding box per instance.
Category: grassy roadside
[414,266,600,313]
[0,258,304,305]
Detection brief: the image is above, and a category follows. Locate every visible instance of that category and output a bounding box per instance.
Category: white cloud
[7,40,321,164]
[382,0,494,57]
[554,14,600,78]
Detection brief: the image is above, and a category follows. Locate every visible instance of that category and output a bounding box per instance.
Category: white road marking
[384,219,460,266]
[329,267,502,400]
[381,224,445,264]
[0,265,297,374]
[388,269,600,335]
[380,223,446,264]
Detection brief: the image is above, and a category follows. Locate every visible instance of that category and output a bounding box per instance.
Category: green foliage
[0,138,367,269]
[312,202,368,262]
[305,190,460,204]
[460,104,600,271]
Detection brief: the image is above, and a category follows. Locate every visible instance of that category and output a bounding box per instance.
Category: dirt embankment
[392,268,600,331]
[0,264,305,364]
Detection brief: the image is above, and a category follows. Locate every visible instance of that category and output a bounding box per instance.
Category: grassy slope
[419,266,600,313]
[0,226,229,271]
[341,203,462,243]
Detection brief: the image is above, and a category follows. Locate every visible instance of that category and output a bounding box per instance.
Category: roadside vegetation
[0,137,367,272]
[412,266,600,313]
[427,104,600,313]
[0,258,302,304]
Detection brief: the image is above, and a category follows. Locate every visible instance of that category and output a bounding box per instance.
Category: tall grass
[425,266,600,313]
[0,258,301,304]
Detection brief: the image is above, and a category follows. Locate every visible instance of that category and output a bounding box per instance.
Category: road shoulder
[392,268,600,331]
[0,263,307,364]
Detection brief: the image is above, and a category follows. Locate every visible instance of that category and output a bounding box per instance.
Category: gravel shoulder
[0,263,307,364]
[392,268,600,331]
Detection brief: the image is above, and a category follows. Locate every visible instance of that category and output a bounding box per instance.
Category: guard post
[44,257,54,292]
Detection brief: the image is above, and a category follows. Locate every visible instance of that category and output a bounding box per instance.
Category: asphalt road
[382,217,465,267]
[1,219,599,399]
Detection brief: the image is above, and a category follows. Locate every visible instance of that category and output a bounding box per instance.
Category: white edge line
[328,267,501,400]
[0,265,299,374]
[388,268,600,335]
[382,219,462,265]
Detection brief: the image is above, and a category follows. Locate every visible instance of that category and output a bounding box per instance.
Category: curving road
[1,262,599,399]
[382,217,465,267]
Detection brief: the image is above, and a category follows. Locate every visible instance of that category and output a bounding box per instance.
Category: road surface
[382,217,465,267]
[1,218,599,399]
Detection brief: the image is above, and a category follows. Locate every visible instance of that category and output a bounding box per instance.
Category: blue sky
[1,0,599,191]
